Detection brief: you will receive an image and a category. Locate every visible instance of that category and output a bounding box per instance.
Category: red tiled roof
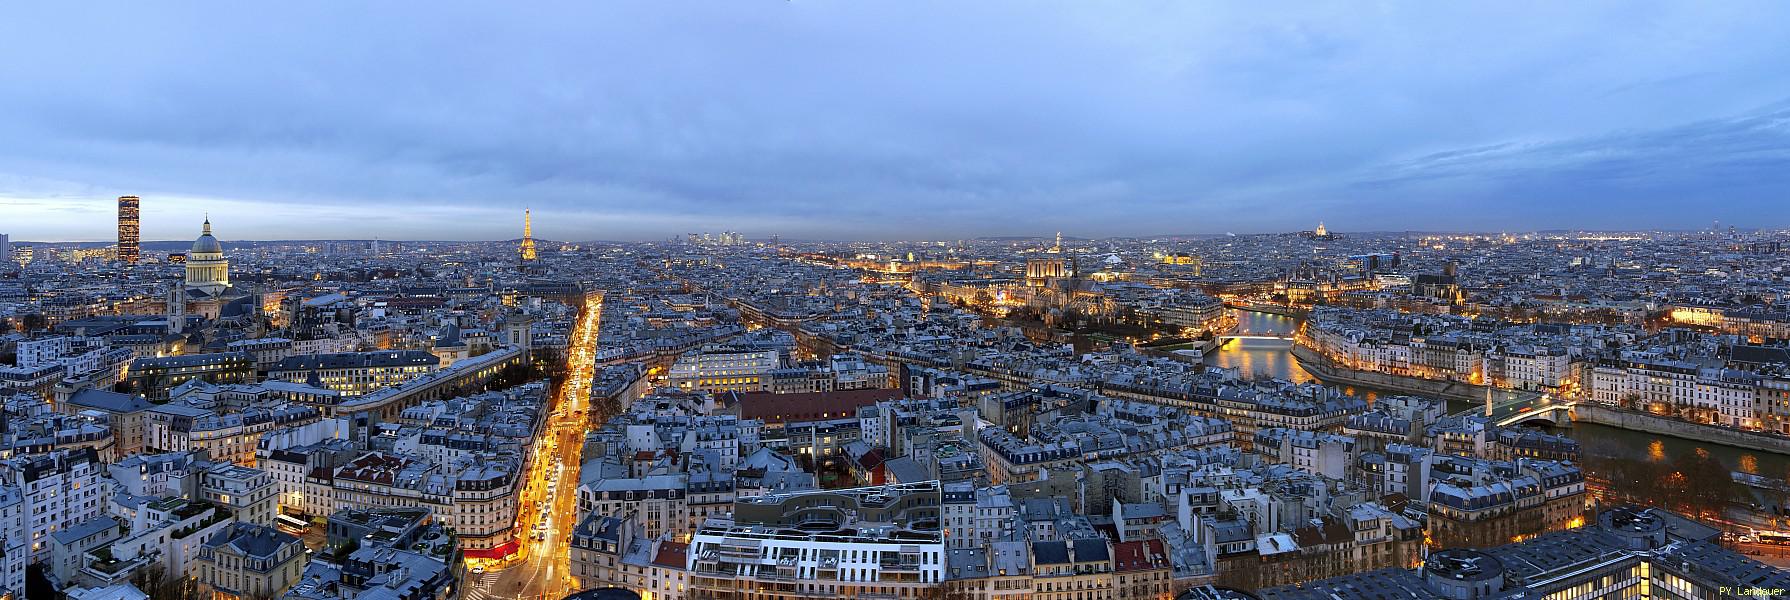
[335,452,409,485]
[728,388,904,425]
[855,448,886,469]
[1112,539,1169,572]
[1291,517,1353,548]
[652,541,689,568]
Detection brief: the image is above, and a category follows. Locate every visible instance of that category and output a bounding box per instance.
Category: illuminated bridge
[1216,333,1297,343]
[1450,389,1576,427]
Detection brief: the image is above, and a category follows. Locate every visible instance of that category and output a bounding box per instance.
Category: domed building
[186,217,231,297]
[172,216,251,325]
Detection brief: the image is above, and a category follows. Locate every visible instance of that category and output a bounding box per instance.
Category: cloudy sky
[3,2,1789,242]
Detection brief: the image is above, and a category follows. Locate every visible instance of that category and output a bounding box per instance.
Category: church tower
[520,208,537,262]
[166,277,187,334]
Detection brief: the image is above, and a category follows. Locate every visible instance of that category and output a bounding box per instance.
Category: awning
[463,539,522,560]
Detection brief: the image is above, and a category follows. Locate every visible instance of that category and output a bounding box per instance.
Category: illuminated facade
[117,195,140,264]
[193,522,306,600]
[1425,458,1585,550]
[267,351,441,396]
[1025,258,1072,287]
[668,346,779,393]
[186,217,231,296]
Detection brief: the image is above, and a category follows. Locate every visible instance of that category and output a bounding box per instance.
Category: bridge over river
[1215,332,1296,344]
[1209,308,1790,504]
[1448,389,1575,427]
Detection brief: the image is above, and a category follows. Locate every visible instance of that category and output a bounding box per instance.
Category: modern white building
[685,482,948,599]
[0,485,28,599]
[0,448,106,563]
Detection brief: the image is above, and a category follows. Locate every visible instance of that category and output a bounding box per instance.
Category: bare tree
[916,584,976,600]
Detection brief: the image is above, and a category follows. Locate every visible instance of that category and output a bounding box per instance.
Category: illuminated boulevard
[468,295,605,600]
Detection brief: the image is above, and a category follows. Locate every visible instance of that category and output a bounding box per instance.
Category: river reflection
[1204,308,1790,481]
[1204,310,1316,383]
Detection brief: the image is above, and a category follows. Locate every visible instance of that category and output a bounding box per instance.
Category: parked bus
[276,514,311,534]
[1757,531,1790,545]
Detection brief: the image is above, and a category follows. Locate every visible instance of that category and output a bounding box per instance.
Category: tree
[1669,448,1734,519]
[917,584,975,600]
[133,564,204,600]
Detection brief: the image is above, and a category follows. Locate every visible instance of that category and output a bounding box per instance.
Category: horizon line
[5,226,1781,245]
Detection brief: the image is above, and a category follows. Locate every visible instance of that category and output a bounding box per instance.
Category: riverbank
[1292,344,1790,457]
[1139,338,1221,363]
[1227,302,1306,318]
[1572,403,1790,455]
[1289,344,1496,403]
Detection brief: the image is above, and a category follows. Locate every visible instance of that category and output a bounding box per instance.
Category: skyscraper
[117,195,141,264]
[0,233,9,269]
[520,208,537,262]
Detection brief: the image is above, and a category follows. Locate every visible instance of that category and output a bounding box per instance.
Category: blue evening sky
[2,2,1788,241]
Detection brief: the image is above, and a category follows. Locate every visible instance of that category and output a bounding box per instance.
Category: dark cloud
[1344,101,1790,229]
[2,1,1789,241]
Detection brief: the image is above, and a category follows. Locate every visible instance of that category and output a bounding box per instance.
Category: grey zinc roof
[67,389,154,413]
[51,515,120,546]
[1031,540,1071,565]
[204,522,299,561]
[1071,537,1110,563]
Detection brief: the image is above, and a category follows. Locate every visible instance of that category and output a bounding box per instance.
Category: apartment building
[193,523,306,600]
[267,351,441,396]
[668,346,781,394]
[684,482,947,599]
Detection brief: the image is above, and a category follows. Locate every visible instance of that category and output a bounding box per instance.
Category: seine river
[1205,309,1790,480]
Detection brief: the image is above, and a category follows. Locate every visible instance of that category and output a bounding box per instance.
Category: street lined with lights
[472,295,604,600]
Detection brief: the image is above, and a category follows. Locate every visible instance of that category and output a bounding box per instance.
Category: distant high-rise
[0,233,10,269]
[520,209,537,262]
[117,195,141,264]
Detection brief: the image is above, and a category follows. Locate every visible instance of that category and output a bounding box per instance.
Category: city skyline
[4,2,1790,241]
[5,208,1777,246]
[4,5,1790,600]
